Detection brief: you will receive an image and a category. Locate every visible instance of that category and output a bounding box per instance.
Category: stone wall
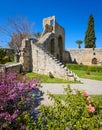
[31,41,70,80]
[39,16,65,63]
[0,64,5,79]
[0,63,22,79]
[19,39,80,81]
[68,48,102,65]
[5,63,22,73]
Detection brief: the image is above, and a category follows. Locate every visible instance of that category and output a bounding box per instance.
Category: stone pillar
[0,64,6,79]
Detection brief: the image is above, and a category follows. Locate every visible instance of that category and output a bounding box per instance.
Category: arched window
[58,36,63,62]
[92,58,97,64]
[50,38,55,55]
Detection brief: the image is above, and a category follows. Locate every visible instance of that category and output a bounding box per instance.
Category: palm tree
[76,40,83,48]
[34,32,41,40]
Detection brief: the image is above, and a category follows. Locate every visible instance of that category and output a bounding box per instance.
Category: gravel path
[39,78,102,105]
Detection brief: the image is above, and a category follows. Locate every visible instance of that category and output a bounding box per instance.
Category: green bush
[2,55,9,63]
[0,47,6,64]
[66,64,102,72]
[37,85,102,130]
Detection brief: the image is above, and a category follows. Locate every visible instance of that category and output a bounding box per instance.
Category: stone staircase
[37,32,53,44]
[35,43,80,81]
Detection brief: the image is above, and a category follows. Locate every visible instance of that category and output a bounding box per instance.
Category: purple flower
[26,97,31,102]
[5,112,12,121]
[11,110,19,119]
[9,93,17,100]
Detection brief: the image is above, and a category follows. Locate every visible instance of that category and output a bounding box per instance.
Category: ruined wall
[39,16,65,63]
[68,48,102,65]
[19,39,32,72]
[5,63,22,73]
[42,16,56,35]
[31,41,70,80]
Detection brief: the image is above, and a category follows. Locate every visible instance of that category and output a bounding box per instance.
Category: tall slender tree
[84,14,96,48]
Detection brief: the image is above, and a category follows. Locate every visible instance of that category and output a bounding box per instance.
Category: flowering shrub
[37,85,102,130]
[0,72,38,129]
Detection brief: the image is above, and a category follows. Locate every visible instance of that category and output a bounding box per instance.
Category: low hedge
[66,64,102,72]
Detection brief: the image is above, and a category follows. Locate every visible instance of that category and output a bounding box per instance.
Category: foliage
[0,47,6,63]
[84,14,96,48]
[66,64,102,72]
[33,32,41,40]
[0,47,9,64]
[55,94,102,106]
[70,69,102,81]
[66,64,102,80]
[0,72,38,129]
[26,72,78,83]
[76,40,83,48]
[37,85,102,130]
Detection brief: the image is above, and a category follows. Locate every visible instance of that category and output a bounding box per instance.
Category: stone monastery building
[19,16,102,81]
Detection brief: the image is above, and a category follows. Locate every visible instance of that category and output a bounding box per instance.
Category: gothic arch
[49,38,55,55]
[58,35,63,62]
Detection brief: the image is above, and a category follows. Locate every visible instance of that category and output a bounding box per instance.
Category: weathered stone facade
[68,48,102,65]
[18,16,102,81]
[19,16,79,81]
[38,16,65,63]
[19,39,79,81]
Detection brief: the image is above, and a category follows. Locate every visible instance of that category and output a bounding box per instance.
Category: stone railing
[0,63,22,79]
[5,63,22,73]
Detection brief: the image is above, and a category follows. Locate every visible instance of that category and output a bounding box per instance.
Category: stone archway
[92,58,97,65]
[50,38,55,55]
[58,36,63,62]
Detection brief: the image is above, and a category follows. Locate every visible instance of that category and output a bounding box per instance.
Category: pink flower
[21,124,26,130]
[87,104,95,113]
[83,92,89,97]
[17,83,24,91]
[9,93,17,100]
[26,97,31,102]
[32,104,35,108]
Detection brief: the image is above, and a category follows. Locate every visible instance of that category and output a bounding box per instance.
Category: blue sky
[0,0,102,49]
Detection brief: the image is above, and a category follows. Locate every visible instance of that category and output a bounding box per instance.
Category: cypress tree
[84,14,96,48]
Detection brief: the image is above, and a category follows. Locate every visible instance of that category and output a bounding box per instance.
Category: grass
[54,94,102,103]
[5,61,16,64]
[71,69,102,80]
[66,64,102,80]
[26,72,79,83]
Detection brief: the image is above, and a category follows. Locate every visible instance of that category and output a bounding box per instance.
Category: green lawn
[26,72,79,83]
[72,69,102,80]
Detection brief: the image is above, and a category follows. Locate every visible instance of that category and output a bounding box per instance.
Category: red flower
[87,104,95,113]
[83,92,89,97]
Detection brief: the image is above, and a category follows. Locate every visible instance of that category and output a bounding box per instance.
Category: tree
[84,14,96,48]
[33,32,41,40]
[0,47,9,64]
[0,15,34,52]
[76,40,83,48]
